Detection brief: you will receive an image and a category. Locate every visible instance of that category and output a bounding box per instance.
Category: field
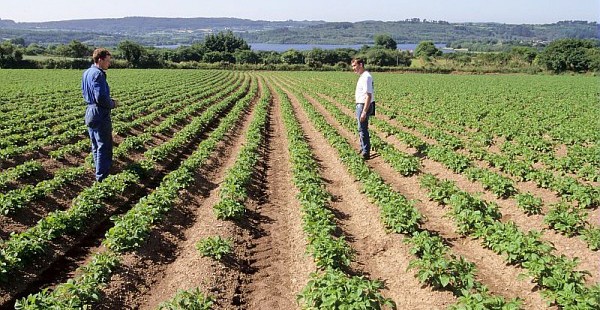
[0,69,598,309]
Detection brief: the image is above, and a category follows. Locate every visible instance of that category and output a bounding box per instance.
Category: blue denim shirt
[82,65,114,128]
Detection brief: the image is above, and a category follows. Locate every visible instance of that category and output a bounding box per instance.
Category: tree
[235,50,259,64]
[332,48,356,64]
[374,34,397,50]
[117,40,145,67]
[25,43,46,56]
[203,30,249,53]
[510,46,537,64]
[202,51,235,63]
[54,40,91,58]
[305,48,337,67]
[415,41,442,58]
[366,48,396,66]
[176,44,204,62]
[281,49,304,64]
[138,48,162,68]
[538,38,599,73]
[10,37,25,47]
[394,50,412,66]
[67,40,92,58]
[585,47,600,72]
[257,51,281,65]
[0,41,23,68]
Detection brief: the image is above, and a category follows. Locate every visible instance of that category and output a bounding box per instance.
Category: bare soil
[1,73,596,310]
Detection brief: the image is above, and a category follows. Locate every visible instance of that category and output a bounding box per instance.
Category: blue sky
[2,0,598,23]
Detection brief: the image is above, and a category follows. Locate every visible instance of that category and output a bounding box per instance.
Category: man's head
[92,48,112,70]
[351,58,365,74]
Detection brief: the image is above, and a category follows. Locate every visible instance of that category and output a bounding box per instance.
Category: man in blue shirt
[82,48,117,182]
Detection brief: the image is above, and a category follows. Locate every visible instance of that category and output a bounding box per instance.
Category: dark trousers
[356,103,374,155]
[88,122,113,182]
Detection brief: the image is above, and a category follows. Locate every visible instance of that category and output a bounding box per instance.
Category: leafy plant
[581,227,600,251]
[213,199,246,220]
[450,289,522,310]
[196,236,233,261]
[544,202,587,236]
[515,192,543,215]
[298,269,396,310]
[482,221,554,264]
[448,192,501,236]
[307,233,353,270]
[158,288,214,310]
[420,174,458,205]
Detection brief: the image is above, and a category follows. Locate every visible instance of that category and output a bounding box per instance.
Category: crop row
[280,73,599,308]
[0,70,223,161]
[15,76,261,309]
[274,72,598,307]
[0,74,251,282]
[290,74,599,250]
[273,75,521,309]
[0,73,244,217]
[274,82,395,308]
[420,174,599,308]
[367,103,600,250]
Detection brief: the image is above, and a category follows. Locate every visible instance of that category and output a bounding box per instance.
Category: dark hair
[351,58,365,66]
[92,48,111,63]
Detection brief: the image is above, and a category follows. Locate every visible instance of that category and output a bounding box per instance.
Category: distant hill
[243,20,599,44]
[0,17,596,46]
[1,17,323,34]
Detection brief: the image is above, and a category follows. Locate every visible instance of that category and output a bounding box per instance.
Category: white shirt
[355,71,374,104]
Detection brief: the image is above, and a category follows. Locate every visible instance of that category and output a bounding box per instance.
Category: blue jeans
[356,103,373,155]
[88,122,113,182]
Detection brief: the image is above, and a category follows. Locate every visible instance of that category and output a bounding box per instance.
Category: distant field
[22,55,80,61]
[0,69,598,309]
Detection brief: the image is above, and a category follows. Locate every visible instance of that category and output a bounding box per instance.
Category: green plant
[450,289,522,310]
[306,233,353,270]
[298,269,396,309]
[196,236,233,261]
[213,199,246,220]
[581,227,600,251]
[544,202,587,236]
[420,174,459,205]
[515,193,543,215]
[448,192,501,236]
[158,288,214,310]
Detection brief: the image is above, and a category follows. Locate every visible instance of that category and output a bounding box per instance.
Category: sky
[1,0,598,24]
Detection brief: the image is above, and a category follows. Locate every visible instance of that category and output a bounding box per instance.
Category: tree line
[1,31,598,73]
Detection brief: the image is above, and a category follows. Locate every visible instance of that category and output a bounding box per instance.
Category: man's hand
[360,110,367,122]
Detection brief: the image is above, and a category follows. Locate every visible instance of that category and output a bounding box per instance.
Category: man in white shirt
[352,58,374,160]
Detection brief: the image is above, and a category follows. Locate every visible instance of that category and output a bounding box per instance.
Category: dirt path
[274,79,457,309]
[98,80,313,310]
[239,84,313,309]
[97,82,261,309]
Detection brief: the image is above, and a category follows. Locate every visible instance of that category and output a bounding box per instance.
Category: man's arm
[360,92,372,122]
[93,73,114,109]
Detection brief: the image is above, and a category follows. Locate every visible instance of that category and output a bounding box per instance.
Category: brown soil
[2,72,596,310]
[291,87,550,309]
[277,81,457,309]
[0,79,247,308]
